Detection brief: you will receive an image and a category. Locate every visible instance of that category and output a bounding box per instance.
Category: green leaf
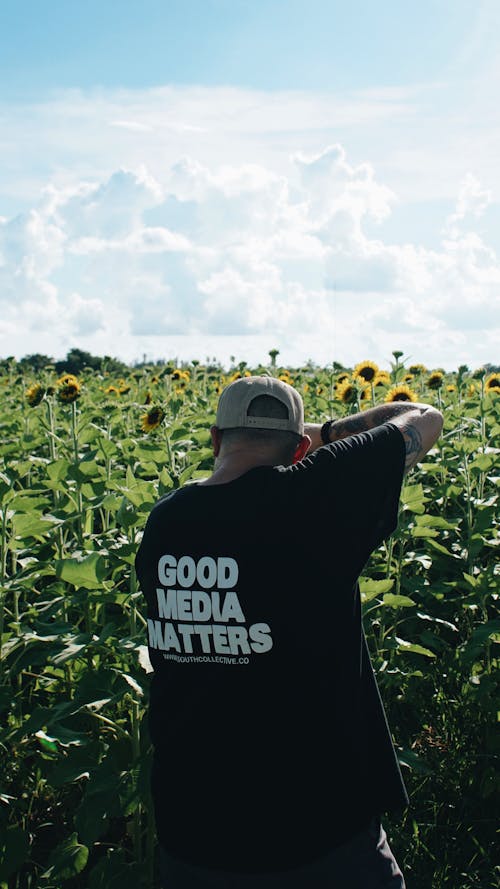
[0,827,30,881]
[11,513,58,540]
[395,637,436,657]
[179,462,201,485]
[75,781,123,844]
[401,483,427,514]
[359,578,394,603]
[116,497,138,529]
[55,552,106,588]
[415,514,458,530]
[424,539,457,558]
[42,833,88,882]
[46,458,71,483]
[460,619,500,664]
[398,748,433,775]
[97,437,119,460]
[50,634,93,666]
[47,746,95,787]
[410,526,439,538]
[416,612,458,632]
[469,453,496,472]
[382,594,416,608]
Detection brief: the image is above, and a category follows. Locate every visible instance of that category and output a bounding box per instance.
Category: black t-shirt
[135,422,409,872]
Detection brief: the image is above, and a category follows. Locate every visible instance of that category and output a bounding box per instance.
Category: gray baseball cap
[216,375,304,434]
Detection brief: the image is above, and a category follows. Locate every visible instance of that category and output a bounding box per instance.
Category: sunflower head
[172,369,191,382]
[408,364,426,375]
[140,406,165,432]
[119,384,131,394]
[385,384,418,403]
[57,373,79,387]
[485,373,500,393]
[105,385,120,396]
[353,360,379,383]
[57,376,81,404]
[403,373,414,383]
[374,371,391,387]
[336,373,350,385]
[446,385,456,392]
[26,383,45,407]
[143,391,152,405]
[427,371,444,390]
[336,379,359,404]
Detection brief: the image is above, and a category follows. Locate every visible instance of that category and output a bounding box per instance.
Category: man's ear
[210,425,223,457]
[292,434,312,464]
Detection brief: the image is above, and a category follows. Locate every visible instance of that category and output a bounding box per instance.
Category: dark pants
[159,817,406,888]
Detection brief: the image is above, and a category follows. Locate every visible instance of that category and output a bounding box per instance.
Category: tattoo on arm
[329,414,370,440]
[402,422,423,471]
[329,403,418,442]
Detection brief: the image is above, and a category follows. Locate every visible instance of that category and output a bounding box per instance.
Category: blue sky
[0,0,477,93]
[0,0,498,369]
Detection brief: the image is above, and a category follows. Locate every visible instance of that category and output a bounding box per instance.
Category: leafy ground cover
[0,355,499,888]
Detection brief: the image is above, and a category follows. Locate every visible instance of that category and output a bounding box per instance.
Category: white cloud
[0,143,498,370]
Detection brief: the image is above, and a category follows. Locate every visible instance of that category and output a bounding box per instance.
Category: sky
[0,0,499,371]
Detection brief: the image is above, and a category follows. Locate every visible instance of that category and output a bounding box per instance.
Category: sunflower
[302,383,310,393]
[336,373,350,385]
[26,383,45,407]
[119,384,131,394]
[57,377,81,404]
[385,384,417,403]
[279,374,294,386]
[229,370,251,383]
[446,385,456,392]
[426,371,444,390]
[467,383,477,397]
[485,373,500,393]
[403,374,414,383]
[143,391,152,405]
[374,371,391,387]
[353,360,379,383]
[57,373,79,387]
[105,385,120,396]
[140,406,165,432]
[336,379,359,404]
[408,364,426,375]
[172,369,191,382]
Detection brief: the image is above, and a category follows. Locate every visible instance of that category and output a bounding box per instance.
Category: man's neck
[200,452,276,486]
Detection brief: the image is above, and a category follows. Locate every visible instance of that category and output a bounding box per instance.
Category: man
[135,374,443,889]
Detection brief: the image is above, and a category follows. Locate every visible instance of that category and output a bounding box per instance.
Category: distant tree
[54,349,128,376]
[55,349,100,375]
[18,354,54,372]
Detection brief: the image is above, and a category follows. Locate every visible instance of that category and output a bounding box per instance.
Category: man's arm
[305,402,443,473]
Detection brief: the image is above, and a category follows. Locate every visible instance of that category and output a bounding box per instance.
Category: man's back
[135,424,409,873]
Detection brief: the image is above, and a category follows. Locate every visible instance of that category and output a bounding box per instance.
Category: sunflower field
[0,355,499,888]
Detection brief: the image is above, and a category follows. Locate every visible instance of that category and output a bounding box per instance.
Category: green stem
[71,401,83,546]
[131,699,142,864]
[0,507,8,666]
